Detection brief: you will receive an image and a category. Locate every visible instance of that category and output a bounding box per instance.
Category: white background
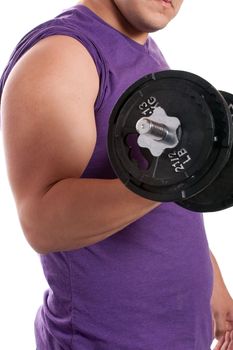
[0,1,232,349]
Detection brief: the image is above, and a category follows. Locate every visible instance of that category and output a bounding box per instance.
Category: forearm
[21,178,159,254]
[210,250,228,289]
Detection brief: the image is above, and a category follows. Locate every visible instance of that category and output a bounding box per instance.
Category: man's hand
[210,251,233,347]
[211,281,233,340]
[214,331,233,350]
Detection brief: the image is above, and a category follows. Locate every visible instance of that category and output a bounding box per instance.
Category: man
[0,1,233,349]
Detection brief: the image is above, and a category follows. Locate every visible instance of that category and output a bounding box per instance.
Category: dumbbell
[178,90,233,212]
[107,70,233,212]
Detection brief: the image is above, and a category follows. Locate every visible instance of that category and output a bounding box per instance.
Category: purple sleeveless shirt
[0,5,213,350]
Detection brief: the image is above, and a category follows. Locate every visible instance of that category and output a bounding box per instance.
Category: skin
[81,0,184,44]
[1,0,184,253]
[1,1,232,348]
[210,252,233,350]
[214,332,233,350]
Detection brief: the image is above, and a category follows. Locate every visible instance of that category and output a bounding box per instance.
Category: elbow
[19,210,52,254]
[29,237,52,255]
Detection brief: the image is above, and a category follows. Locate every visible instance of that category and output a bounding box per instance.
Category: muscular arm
[1,35,159,254]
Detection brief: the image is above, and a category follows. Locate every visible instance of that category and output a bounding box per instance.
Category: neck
[79,0,148,45]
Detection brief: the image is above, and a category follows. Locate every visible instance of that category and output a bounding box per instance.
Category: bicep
[1,35,99,210]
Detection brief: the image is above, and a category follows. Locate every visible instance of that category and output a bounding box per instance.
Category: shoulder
[2,34,100,109]
[10,34,99,85]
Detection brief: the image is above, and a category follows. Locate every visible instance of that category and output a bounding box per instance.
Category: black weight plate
[108,70,232,202]
[177,90,233,212]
